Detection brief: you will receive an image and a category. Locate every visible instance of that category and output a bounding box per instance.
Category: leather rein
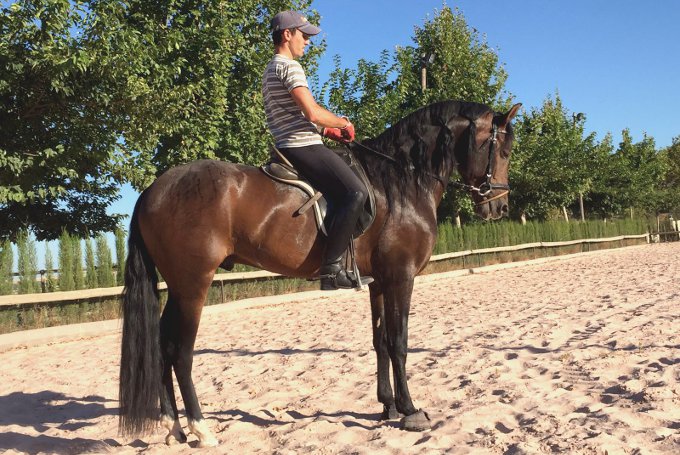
[351,122,510,205]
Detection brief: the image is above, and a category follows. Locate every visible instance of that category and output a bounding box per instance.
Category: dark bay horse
[119,100,521,446]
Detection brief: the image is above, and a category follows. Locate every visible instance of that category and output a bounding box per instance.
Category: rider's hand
[340,119,355,143]
[321,127,345,142]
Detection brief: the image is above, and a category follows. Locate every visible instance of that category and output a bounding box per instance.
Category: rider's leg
[279,144,372,289]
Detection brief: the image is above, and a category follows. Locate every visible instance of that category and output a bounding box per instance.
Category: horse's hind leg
[173,288,219,447]
[369,284,401,420]
[159,294,187,445]
[158,273,219,447]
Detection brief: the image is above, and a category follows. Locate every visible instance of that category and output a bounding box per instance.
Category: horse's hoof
[189,419,219,447]
[381,404,404,420]
[165,431,187,445]
[162,415,187,445]
[400,409,431,431]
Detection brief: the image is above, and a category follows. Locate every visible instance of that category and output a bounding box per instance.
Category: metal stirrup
[348,238,364,290]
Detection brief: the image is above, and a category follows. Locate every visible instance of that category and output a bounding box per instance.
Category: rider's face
[287,29,310,59]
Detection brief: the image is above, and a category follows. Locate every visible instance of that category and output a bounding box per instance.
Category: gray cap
[270,11,321,35]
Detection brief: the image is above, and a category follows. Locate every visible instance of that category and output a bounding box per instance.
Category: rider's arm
[290,86,350,129]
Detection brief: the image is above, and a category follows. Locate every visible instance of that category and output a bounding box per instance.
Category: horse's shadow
[0,390,122,454]
[209,408,400,431]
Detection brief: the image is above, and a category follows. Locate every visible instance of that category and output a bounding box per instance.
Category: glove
[340,121,355,143]
[321,127,345,142]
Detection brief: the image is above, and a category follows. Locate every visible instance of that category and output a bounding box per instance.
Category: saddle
[260,146,376,238]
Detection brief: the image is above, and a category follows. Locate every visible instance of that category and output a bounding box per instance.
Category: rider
[263,10,372,290]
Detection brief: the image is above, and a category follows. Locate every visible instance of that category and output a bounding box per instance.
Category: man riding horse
[262,10,372,290]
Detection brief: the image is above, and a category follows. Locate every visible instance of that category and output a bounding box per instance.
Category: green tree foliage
[322,6,510,136]
[658,136,680,214]
[96,234,114,287]
[1,0,320,241]
[85,237,97,289]
[609,131,666,218]
[88,0,321,187]
[17,230,38,294]
[0,1,123,241]
[0,239,13,294]
[73,236,84,289]
[44,242,57,292]
[58,230,75,291]
[115,226,126,285]
[510,94,593,220]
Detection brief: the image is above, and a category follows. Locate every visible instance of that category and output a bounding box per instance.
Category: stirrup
[320,268,373,290]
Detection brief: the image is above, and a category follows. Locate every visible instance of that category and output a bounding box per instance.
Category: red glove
[341,121,355,143]
[321,127,345,142]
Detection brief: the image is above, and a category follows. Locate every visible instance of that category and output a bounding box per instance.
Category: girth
[260,146,376,238]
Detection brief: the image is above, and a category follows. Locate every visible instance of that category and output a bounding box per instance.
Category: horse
[119,100,522,446]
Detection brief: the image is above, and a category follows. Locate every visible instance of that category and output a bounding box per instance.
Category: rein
[350,140,448,187]
[351,122,510,205]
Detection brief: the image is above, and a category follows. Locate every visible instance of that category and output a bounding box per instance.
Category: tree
[658,136,680,214]
[1,0,320,241]
[0,1,124,241]
[610,130,666,218]
[17,230,37,294]
[88,0,322,188]
[44,242,57,292]
[581,134,621,219]
[58,231,75,291]
[322,6,511,136]
[510,94,593,221]
[96,234,114,287]
[85,237,97,289]
[0,239,13,294]
[115,226,126,285]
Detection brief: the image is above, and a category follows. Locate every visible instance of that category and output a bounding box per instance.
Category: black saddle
[261,147,376,238]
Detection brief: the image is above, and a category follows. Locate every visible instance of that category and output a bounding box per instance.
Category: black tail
[119,197,161,437]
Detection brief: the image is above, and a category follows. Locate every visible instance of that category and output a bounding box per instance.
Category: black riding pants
[279,144,368,261]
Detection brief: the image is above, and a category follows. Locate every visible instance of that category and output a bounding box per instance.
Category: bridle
[450,123,510,205]
[351,121,510,205]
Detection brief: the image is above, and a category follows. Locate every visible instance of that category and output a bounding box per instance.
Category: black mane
[353,100,494,209]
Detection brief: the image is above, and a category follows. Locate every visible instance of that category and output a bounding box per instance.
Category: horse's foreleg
[383,277,431,431]
[159,295,187,445]
[369,283,401,420]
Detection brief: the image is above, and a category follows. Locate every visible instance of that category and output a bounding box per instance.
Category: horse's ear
[500,103,522,126]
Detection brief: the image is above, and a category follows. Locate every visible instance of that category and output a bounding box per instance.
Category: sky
[19,0,680,268]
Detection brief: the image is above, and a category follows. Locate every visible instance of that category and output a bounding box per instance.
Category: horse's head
[457,103,521,220]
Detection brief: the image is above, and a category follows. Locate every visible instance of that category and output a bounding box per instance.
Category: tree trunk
[455,212,461,228]
[520,212,527,225]
[579,192,585,221]
[562,206,569,222]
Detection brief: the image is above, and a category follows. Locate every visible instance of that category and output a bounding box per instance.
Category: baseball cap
[270,11,321,36]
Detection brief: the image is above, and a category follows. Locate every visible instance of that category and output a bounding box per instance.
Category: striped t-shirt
[262,54,323,148]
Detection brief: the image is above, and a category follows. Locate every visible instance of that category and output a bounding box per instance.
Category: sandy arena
[0,243,678,454]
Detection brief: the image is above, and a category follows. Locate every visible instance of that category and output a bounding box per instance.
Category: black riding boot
[320,191,373,290]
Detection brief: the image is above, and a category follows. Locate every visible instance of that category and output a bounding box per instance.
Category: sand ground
[0,243,678,454]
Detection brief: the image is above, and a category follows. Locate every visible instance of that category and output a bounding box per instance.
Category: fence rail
[0,234,649,309]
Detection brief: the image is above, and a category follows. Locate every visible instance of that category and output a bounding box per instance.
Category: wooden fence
[0,234,649,310]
